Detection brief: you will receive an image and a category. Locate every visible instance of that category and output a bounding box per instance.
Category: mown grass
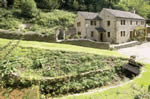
[0,38,123,57]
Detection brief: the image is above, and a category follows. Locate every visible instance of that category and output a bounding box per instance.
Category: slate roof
[95,28,106,32]
[78,11,102,20]
[104,8,145,20]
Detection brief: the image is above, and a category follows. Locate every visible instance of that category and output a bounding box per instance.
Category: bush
[32,59,42,69]
[20,0,38,18]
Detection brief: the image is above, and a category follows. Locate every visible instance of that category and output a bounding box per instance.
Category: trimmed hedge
[0,30,56,42]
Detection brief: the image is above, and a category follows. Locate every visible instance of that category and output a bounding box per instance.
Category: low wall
[112,41,142,49]
[0,29,55,42]
[60,39,110,49]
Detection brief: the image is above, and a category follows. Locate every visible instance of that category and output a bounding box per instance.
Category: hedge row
[0,30,56,42]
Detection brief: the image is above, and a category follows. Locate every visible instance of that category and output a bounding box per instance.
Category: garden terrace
[0,41,131,96]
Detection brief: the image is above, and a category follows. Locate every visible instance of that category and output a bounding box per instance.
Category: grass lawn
[0,38,123,57]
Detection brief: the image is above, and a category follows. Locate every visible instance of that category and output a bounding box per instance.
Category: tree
[35,0,60,10]
[20,0,37,18]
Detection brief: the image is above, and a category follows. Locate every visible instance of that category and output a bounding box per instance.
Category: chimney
[131,8,136,14]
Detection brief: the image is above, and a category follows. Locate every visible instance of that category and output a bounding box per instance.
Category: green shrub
[32,59,42,69]
[20,0,38,18]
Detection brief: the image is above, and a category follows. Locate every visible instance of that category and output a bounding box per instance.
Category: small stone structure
[56,28,65,42]
[123,56,143,75]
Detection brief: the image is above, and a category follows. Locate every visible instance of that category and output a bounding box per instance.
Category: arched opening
[56,29,65,42]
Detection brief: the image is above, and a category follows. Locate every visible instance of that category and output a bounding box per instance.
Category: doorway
[99,32,103,41]
[130,31,133,39]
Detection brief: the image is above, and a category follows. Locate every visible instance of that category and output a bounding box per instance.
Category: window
[141,21,144,25]
[91,20,96,26]
[91,31,94,37]
[121,31,125,37]
[78,32,81,35]
[77,22,81,27]
[107,32,110,38]
[121,20,125,25]
[107,21,110,26]
[130,20,132,25]
[136,21,138,25]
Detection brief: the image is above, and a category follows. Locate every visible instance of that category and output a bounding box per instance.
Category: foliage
[35,0,60,10]
[115,0,150,18]
[20,0,38,18]
[0,40,20,87]
[133,27,147,41]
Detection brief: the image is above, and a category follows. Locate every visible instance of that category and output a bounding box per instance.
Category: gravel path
[118,42,150,64]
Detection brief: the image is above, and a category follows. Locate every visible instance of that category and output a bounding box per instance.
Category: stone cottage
[75,8,146,43]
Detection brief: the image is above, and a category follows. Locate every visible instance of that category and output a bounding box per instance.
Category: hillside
[0,8,76,35]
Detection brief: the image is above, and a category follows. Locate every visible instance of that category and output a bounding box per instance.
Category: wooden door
[130,31,133,39]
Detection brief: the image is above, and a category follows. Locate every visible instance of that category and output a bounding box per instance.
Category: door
[130,31,133,39]
[100,32,103,41]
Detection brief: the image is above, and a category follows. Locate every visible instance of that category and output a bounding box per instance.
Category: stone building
[75,8,146,44]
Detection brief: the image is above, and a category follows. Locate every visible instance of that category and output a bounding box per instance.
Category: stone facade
[75,8,146,44]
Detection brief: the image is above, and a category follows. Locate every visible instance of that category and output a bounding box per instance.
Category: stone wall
[60,39,110,49]
[0,29,56,42]
[112,41,142,49]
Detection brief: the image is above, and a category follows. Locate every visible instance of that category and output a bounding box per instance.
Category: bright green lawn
[0,38,123,57]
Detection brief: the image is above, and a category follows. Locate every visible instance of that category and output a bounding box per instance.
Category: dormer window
[91,20,96,26]
[77,22,81,27]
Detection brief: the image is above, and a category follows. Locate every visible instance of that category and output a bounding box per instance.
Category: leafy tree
[115,0,150,18]
[20,0,37,18]
[35,0,60,10]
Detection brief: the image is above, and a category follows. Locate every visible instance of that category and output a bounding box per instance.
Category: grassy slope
[0,38,122,57]
[1,38,149,99]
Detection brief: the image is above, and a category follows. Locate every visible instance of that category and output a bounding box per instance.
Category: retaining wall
[0,29,56,42]
[60,39,110,49]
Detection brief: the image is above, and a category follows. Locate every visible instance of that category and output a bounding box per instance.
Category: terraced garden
[0,38,132,97]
